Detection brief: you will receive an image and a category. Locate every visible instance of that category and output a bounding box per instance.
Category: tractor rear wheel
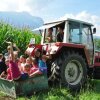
[49,51,87,90]
[61,52,87,90]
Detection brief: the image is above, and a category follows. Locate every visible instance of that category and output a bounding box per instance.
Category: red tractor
[29,18,97,90]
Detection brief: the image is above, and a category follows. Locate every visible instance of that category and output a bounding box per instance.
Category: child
[20,63,30,80]
[0,57,9,79]
[0,53,7,75]
[0,53,3,61]
[38,55,47,74]
[20,55,26,64]
[19,55,26,72]
[30,58,38,72]
[23,63,31,75]
[26,57,32,67]
[30,58,42,77]
[6,42,21,80]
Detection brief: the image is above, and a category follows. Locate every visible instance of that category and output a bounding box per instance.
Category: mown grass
[0,79,100,100]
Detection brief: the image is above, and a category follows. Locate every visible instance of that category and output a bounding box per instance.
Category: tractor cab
[35,18,95,65]
[38,18,94,44]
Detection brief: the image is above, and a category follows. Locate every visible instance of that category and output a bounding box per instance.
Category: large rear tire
[61,52,87,90]
[49,51,87,90]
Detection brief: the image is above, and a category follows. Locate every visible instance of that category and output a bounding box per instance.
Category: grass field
[0,79,100,100]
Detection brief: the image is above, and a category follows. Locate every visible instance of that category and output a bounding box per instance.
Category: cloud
[0,0,20,11]
[0,0,53,22]
[60,11,100,36]
[0,0,51,14]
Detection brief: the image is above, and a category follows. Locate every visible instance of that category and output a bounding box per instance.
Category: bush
[0,21,41,55]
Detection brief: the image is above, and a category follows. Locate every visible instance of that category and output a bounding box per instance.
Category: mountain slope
[0,12,44,29]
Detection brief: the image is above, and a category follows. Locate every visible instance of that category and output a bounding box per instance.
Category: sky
[0,0,100,36]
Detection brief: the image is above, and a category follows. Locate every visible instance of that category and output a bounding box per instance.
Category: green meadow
[0,79,100,100]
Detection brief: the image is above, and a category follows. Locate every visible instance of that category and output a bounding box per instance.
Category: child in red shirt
[30,57,42,77]
[6,42,21,80]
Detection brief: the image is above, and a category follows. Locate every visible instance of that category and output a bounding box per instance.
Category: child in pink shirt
[6,42,21,80]
[30,58,42,77]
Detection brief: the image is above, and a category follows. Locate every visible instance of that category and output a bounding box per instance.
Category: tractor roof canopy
[34,18,93,31]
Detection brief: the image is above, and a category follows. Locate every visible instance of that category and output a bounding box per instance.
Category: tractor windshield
[69,21,94,65]
[69,21,93,47]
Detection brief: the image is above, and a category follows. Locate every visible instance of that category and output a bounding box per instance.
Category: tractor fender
[54,42,91,67]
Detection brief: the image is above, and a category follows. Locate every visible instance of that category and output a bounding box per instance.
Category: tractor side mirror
[93,28,96,34]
